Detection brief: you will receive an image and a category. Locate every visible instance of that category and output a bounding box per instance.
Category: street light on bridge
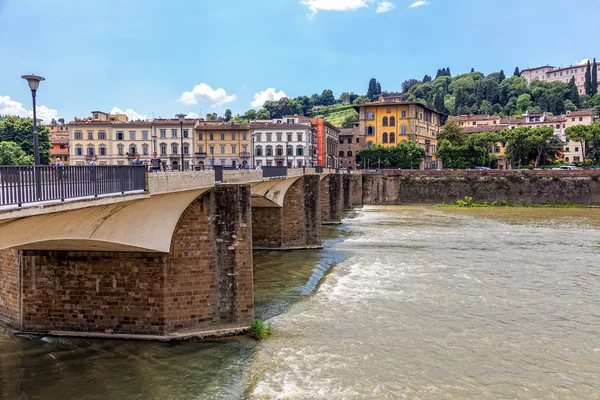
[176,113,186,171]
[21,74,45,166]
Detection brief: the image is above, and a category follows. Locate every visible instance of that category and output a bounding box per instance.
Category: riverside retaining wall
[363,170,600,205]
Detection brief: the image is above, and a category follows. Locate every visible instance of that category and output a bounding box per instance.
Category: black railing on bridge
[0,165,147,207]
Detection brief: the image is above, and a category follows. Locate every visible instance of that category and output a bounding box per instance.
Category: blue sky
[1,0,599,123]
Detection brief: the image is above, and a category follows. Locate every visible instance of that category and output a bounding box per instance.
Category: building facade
[250,117,312,168]
[354,96,445,169]
[152,118,197,170]
[338,124,363,170]
[47,122,70,164]
[194,122,251,168]
[521,62,600,94]
[564,109,594,163]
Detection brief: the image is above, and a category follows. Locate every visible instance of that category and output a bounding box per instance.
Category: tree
[566,124,591,167]
[50,118,57,125]
[516,93,533,113]
[208,113,218,120]
[513,67,520,77]
[256,108,271,120]
[585,60,593,95]
[401,79,420,94]
[244,109,257,121]
[469,131,502,168]
[527,126,557,167]
[568,77,580,107]
[0,141,34,165]
[433,90,447,114]
[437,139,485,169]
[423,75,432,82]
[320,89,335,106]
[0,116,51,164]
[438,121,467,146]
[446,67,452,77]
[57,118,65,125]
[353,95,370,105]
[356,142,426,169]
[454,89,466,115]
[224,109,232,122]
[311,93,321,107]
[592,58,598,96]
[498,70,506,82]
[367,78,382,100]
[341,111,359,128]
[471,68,475,73]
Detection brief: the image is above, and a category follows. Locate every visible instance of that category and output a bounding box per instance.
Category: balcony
[274,155,285,161]
[240,151,251,158]
[195,152,207,158]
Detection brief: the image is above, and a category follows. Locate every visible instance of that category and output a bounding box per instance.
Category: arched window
[356,137,360,144]
[565,157,570,163]
[382,133,388,143]
[142,144,149,155]
[366,141,374,149]
[401,124,407,135]
[390,116,396,126]
[347,151,353,157]
[366,125,374,136]
[99,144,107,156]
[382,117,388,127]
[390,133,396,143]
[255,145,263,156]
[339,151,344,157]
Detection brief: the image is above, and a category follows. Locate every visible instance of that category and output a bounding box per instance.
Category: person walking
[131,153,144,166]
[149,152,163,172]
[89,156,97,183]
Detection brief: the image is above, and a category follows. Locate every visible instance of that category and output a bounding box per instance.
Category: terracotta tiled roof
[249,123,311,130]
[520,65,555,73]
[449,114,500,122]
[195,124,250,131]
[353,100,446,116]
[339,127,360,136]
[463,125,507,134]
[68,120,153,126]
[153,119,198,125]
[500,118,524,125]
[566,109,594,117]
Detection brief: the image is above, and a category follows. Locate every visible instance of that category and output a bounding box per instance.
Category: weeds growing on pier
[248,319,273,340]
[436,197,585,208]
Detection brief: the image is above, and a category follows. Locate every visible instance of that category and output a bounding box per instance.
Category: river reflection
[1,207,600,399]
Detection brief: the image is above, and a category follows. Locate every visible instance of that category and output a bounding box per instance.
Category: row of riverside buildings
[60,111,341,169]
[521,63,600,94]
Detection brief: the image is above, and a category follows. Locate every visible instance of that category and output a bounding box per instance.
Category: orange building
[47,123,70,164]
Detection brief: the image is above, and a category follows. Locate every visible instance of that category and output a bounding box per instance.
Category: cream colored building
[564,109,594,164]
[521,62,600,95]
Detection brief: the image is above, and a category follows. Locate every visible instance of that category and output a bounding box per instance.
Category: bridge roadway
[0,168,363,341]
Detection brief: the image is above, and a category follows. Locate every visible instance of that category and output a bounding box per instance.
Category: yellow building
[354,96,445,169]
[194,121,251,168]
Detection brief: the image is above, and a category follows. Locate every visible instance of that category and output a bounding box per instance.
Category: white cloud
[0,95,59,123]
[178,83,237,108]
[409,0,429,7]
[578,58,590,65]
[186,112,200,119]
[110,107,147,121]
[251,88,288,108]
[376,1,394,12]
[300,0,371,17]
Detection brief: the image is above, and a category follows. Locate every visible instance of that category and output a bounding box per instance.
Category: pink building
[521,62,600,95]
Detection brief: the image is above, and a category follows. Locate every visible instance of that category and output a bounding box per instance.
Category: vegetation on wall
[356,142,426,169]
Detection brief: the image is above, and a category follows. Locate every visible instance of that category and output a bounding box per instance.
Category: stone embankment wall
[363,171,600,205]
[0,250,20,329]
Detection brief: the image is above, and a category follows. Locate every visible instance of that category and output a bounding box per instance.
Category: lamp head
[21,74,45,91]
[176,113,187,123]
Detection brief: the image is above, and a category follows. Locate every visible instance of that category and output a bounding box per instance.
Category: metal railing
[0,165,147,207]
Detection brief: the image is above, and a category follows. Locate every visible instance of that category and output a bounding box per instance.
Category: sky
[1,0,599,123]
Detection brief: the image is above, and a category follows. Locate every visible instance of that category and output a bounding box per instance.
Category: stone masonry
[320,174,343,224]
[0,250,20,329]
[342,173,364,210]
[252,175,321,249]
[13,184,253,338]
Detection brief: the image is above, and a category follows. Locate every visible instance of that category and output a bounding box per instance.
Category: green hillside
[309,104,358,128]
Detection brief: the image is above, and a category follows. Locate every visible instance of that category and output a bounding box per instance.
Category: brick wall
[16,185,254,337]
[0,250,20,329]
[320,174,343,224]
[252,175,321,249]
[363,173,600,205]
[350,174,363,206]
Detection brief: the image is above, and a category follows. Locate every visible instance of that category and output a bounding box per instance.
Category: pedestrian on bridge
[131,153,144,166]
[149,152,163,172]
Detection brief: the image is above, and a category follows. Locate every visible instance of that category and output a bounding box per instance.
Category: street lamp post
[210,144,215,167]
[176,113,186,171]
[21,74,45,166]
[285,141,289,168]
[408,152,413,170]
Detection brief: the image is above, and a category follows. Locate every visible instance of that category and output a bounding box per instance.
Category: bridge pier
[320,174,343,224]
[252,175,322,250]
[0,185,253,340]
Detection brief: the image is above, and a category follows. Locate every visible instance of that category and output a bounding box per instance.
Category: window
[160,144,167,156]
[266,146,273,156]
[566,147,570,152]
[198,133,203,141]
[287,133,292,142]
[382,117,389,127]
[494,146,500,153]
[231,145,237,154]
[129,145,137,154]
[339,138,344,144]
[339,151,344,157]
[266,133,272,142]
[347,151,353,157]
[142,145,149,155]
[75,145,83,156]
[142,131,148,140]
[390,117,396,126]
[129,131,136,140]
[255,133,262,142]
[473,122,476,126]
[575,147,579,152]
[276,133,282,142]
[198,145,204,153]
[98,131,106,140]
[118,145,124,155]
[220,133,225,140]
[579,117,583,121]
[231,132,236,140]
[572,118,575,122]
[183,130,189,139]
[366,126,374,136]
[171,129,178,138]
[220,145,225,154]
[366,112,375,120]
[94,113,99,119]
[242,132,247,141]
[356,137,360,144]
[420,113,423,120]
[255,146,263,156]
[209,145,215,154]
[366,141,374,149]
[297,133,303,142]
[74,131,82,140]
[574,156,581,162]
[242,145,248,153]
[183,145,189,155]
[382,133,388,143]
[172,143,178,155]
[209,133,214,141]
[160,129,166,138]
[87,131,94,140]
[276,146,283,156]
[390,133,395,143]
[566,138,570,143]
[556,125,560,129]
[401,110,407,118]
[296,147,304,156]
[287,118,294,124]
[386,108,391,113]
[401,125,407,135]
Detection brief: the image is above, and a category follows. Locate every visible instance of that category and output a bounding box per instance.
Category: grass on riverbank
[436,196,585,208]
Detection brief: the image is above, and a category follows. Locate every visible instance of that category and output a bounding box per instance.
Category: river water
[1,206,599,399]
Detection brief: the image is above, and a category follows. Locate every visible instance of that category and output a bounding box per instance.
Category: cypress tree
[585,60,592,95]
[436,69,443,78]
[568,76,580,107]
[446,67,451,77]
[513,67,520,77]
[470,68,475,73]
[367,78,378,100]
[499,70,506,81]
[592,58,598,96]
[434,90,446,114]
